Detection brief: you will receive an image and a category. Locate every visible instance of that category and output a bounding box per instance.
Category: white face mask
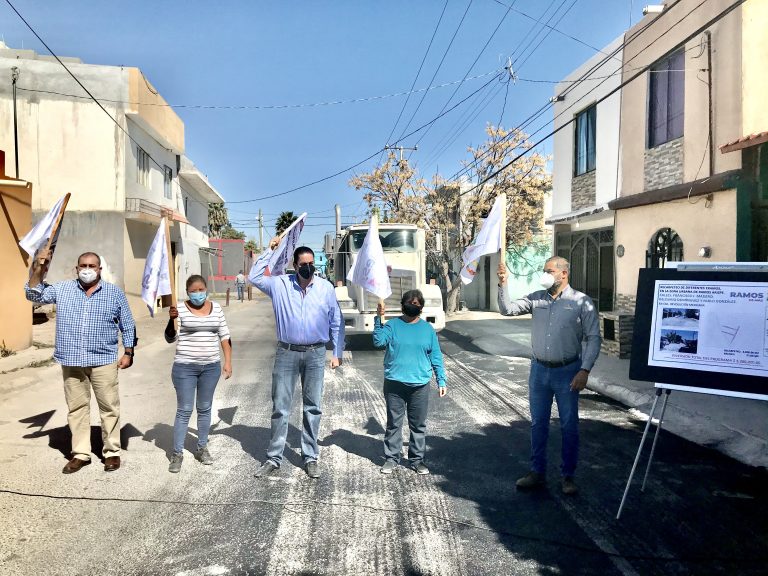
[78,268,99,284]
[539,272,555,290]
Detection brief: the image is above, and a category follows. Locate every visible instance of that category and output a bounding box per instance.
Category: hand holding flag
[141,218,173,317]
[460,194,506,285]
[268,212,307,275]
[347,212,391,300]
[19,193,70,281]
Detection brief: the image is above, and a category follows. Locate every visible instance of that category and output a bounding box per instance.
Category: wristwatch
[124,351,135,357]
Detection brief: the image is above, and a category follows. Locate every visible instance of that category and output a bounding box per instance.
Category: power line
[515,0,580,71]
[458,0,747,199]
[410,0,517,151]
[15,69,502,112]
[379,0,449,161]
[394,0,475,144]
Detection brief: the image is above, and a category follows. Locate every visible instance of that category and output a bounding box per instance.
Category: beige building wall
[0,179,33,351]
[619,0,743,198]
[127,68,184,155]
[615,189,737,297]
[741,0,768,136]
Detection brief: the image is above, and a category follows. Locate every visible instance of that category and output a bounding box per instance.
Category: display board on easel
[629,264,768,400]
[617,262,768,519]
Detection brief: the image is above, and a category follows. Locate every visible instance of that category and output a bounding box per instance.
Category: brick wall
[644,137,683,191]
[616,292,637,313]
[571,170,596,211]
[599,312,635,358]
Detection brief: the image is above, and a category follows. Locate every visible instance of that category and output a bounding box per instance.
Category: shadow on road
[424,416,768,575]
[20,410,144,462]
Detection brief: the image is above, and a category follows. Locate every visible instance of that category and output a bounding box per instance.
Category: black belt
[278,341,325,352]
[534,357,579,369]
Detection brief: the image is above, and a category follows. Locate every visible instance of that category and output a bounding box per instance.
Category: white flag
[269,212,307,275]
[347,214,392,300]
[460,195,505,285]
[19,194,68,257]
[141,218,172,317]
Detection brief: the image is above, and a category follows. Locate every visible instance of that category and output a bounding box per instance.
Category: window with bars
[648,49,685,148]
[574,105,596,175]
[137,146,150,188]
[164,165,173,199]
[646,228,684,268]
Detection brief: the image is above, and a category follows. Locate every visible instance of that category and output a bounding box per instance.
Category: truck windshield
[350,229,417,253]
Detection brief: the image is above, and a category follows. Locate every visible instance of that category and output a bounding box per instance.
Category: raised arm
[372,312,393,348]
[25,248,57,304]
[248,239,278,296]
[496,261,533,316]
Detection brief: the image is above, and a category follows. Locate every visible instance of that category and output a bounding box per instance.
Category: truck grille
[364,275,414,311]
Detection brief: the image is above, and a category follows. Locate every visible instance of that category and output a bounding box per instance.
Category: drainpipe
[11,67,19,178]
[706,31,714,177]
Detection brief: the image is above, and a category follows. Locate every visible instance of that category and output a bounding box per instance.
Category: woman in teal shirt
[373,289,447,475]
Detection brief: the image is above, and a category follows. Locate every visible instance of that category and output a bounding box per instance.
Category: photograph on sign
[647,280,768,378]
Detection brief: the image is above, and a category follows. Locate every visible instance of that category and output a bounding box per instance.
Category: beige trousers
[61,363,120,461]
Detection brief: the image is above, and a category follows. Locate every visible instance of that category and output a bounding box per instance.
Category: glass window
[648,50,685,148]
[137,146,150,188]
[164,166,173,199]
[350,229,417,253]
[574,105,596,175]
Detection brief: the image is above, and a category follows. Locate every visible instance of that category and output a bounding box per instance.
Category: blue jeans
[236,284,244,301]
[528,359,581,477]
[171,362,221,454]
[267,346,326,466]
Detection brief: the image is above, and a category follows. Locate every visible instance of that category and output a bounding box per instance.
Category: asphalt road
[0,298,766,576]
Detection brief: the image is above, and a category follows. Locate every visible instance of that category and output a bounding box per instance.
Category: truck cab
[330,223,445,334]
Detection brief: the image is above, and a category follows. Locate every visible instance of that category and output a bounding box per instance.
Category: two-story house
[0,42,223,318]
[547,36,624,313]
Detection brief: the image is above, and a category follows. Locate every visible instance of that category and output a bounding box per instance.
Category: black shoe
[254,460,278,478]
[516,471,546,490]
[305,461,320,479]
[561,476,579,495]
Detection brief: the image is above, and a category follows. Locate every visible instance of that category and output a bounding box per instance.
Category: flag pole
[498,193,507,272]
[371,207,386,322]
[38,192,71,268]
[164,216,178,330]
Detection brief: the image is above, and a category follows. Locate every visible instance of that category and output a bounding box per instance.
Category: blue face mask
[188,291,207,306]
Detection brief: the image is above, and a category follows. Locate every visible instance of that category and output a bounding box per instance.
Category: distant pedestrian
[497,256,601,495]
[25,249,136,474]
[249,238,344,479]
[235,270,246,302]
[373,290,447,475]
[165,275,232,473]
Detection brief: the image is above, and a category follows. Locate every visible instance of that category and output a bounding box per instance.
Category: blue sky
[2,0,634,248]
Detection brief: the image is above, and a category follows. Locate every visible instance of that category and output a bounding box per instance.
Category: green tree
[244,238,258,252]
[220,225,246,240]
[276,211,298,235]
[208,203,229,239]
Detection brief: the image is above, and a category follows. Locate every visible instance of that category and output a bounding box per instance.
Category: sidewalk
[444,310,768,469]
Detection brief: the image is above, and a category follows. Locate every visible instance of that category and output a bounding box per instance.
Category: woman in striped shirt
[165,275,232,473]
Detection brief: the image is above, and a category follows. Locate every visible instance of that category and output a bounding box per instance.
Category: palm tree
[275,211,297,235]
[208,203,229,239]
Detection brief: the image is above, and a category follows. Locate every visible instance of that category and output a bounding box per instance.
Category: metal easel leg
[641,389,671,492]
[616,387,662,520]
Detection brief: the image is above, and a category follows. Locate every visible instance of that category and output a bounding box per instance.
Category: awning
[720,131,768,154]
[545,203,610,225]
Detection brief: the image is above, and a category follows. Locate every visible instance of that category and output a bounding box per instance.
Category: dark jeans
[383,379,430,464]
[528,359,581,477]
[171,361,221,454]
[267,346,326,466]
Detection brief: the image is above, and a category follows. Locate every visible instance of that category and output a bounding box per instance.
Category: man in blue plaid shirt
[26,249,136,474]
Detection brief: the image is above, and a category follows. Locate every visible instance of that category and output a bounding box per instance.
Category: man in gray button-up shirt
[498,256,601,495]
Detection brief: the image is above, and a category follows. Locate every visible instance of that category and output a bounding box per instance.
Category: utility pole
[257,208,264,250]
[11,67,19,177]
[384,144,418,163]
